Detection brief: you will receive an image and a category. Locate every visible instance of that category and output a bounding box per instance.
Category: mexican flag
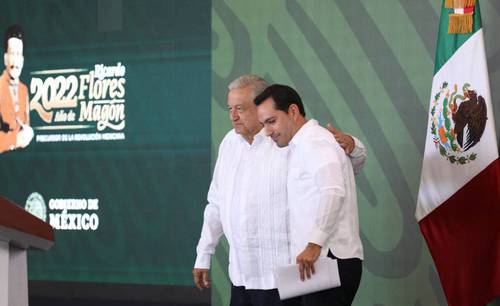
[416,1,500,305]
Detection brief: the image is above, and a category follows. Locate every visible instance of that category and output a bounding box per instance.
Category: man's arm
[193,197,223,289]
[193,142,226,290]
[296,141,347,281]
[326,124,366,174]
[0,101,17,152]
[16,87,34,148]
[193,179,224,289]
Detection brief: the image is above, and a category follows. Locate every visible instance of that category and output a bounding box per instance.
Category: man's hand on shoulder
[326,123,354,155]
[192,268,210,290]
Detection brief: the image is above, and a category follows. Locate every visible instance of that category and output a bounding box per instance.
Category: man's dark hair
[4,24,24,53]
[254,84,306,116]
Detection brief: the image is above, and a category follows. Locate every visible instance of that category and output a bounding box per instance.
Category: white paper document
[274,257,341,300]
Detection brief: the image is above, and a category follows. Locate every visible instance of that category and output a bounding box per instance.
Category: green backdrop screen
[0,0,210,287]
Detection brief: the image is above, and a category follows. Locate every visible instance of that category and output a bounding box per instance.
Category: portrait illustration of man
[0,24,33,153]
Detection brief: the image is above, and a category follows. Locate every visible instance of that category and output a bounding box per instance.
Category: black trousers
[230,252,362,306]
[282,251,362,306]
[230,285,282,306]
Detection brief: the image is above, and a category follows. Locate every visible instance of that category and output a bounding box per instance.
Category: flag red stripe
[419,159,500,306]
[464,6,474,14]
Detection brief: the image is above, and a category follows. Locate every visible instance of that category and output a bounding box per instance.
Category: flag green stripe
[434,0,483,74]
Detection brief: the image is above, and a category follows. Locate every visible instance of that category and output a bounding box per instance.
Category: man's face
[257,98,295,147]
[4,37,24,81]
[227,86,262,139]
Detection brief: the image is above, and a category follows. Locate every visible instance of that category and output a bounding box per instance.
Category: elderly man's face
[4,37,24,81]
[226,85,262,141]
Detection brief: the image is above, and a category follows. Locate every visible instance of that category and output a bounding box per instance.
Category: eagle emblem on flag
[430,81,487,164]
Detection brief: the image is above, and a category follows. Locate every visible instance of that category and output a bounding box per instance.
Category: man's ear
[288,103,300,120]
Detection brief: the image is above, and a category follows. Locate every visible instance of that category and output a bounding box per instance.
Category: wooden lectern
[0,196,54,306]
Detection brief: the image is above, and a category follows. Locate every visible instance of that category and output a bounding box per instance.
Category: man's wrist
[194,253,212,269]
[307,242,322,250]
[346,135,355,155]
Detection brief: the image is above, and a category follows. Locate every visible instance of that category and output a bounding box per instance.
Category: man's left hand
[326,123,354,154]
[296,243,322,281]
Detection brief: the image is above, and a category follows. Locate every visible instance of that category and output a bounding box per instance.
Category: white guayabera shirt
[195,126,366,289]
[287,120,363,261]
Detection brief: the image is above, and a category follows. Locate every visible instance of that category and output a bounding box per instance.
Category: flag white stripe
[416,29,498,221]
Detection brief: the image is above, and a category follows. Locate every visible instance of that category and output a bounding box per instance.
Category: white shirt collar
[235,127,266,146]
[289,119,318,148]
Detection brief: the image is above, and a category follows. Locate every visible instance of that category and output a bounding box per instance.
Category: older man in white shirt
[255,84,363,306]
[193,75,366,306]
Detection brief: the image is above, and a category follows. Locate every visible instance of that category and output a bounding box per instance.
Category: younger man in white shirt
[255,84,363,306]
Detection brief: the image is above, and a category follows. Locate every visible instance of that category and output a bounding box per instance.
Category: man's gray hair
[228,74,269,100]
